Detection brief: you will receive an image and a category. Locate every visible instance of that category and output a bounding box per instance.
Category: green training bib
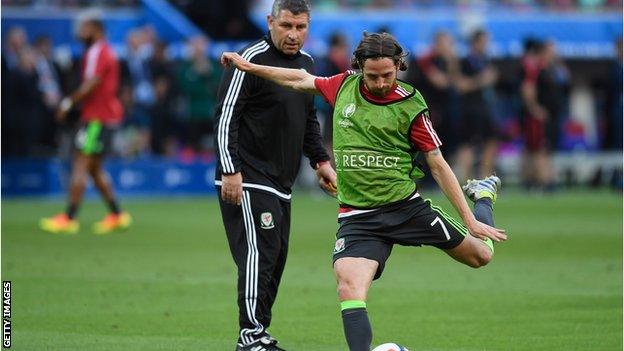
[333,74,428,208]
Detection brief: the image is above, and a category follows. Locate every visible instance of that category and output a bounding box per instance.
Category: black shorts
[74,121,115,156]
[332,195,467,280]
[457,104,497,145]
[522,114,558,152]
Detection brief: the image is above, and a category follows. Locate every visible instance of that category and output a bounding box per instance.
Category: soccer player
[39,18,131,235]
[407,31,461,156]
[221,32,507,351]
[520,40,566,192]
[213,1,336,350]
[455,29,499,182]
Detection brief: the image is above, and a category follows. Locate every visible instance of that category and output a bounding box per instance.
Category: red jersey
[80,40,123,125]
[521,55,541,87]
[314,72,442,152]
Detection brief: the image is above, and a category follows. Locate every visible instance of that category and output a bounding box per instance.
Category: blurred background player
[213,1,335,350]
[407,31,460,157]
[520,40,568,192]
[39,18,131,234]
[177,35,222,157]
[120,28,155,157]
[454,29,499,182]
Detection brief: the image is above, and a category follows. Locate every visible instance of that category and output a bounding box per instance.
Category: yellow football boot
[39,214,79,234]
[92,212,132,234]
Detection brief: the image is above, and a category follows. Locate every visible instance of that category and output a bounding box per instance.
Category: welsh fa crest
[333,238,346,254]
[260,212,274,229]
[342,103,356,118]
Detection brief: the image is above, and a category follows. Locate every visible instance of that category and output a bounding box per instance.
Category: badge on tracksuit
[260,212,274,229]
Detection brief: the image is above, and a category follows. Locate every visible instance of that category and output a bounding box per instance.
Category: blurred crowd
[2,25,222,161]
[1,0,139,7]
[1,24,622,189]
[314,30,622,190]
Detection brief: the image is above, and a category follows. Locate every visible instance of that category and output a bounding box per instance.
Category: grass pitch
[2,190,622,350]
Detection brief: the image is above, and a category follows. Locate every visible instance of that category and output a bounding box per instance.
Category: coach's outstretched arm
[221,52,319,94]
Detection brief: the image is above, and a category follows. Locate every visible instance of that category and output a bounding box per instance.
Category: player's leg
[334,257,378,351]
[416,175,501,268]
[67,153,91,218]
[455,110,477,182]
[39,151,88,233]
[454,144,474,183]
[82,125,130,234]
[414,197,493,268]
[90,155,118,211]
[445,175,502,267]
[463,175,500,228]
[332,231,392,351]
[443,234,493,268]
[90,154,131,234]
[479,138,498,179]
[535,149,553,189]
[477,110,498,179]
[522,115,544,190]
[66,121,100,218]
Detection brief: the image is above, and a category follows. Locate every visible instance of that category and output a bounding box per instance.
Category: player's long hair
[351,32,408,71]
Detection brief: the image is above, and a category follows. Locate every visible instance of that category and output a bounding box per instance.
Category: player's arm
[425,148,507,242]
[221,52,319,94]
[423,65,451,89]
[56,77,100,121]
[455,60,497,94]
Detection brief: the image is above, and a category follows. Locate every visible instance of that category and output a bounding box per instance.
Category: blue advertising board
[2,158,217,197]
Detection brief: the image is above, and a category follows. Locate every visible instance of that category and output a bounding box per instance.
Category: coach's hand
[221,172,243,206]
[221,52,253,72]
[467,219,507,242]
[316,162,337,197]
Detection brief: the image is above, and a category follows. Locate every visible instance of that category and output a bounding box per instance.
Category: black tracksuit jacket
[213,34,330,200]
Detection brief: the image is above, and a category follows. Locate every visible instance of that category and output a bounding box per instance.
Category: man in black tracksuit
[213,1,336,350]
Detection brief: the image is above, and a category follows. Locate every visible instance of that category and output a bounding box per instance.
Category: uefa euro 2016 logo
[342,103,356,118]
[339,103,357,128]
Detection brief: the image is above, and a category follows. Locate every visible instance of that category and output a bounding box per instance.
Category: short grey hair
[271,0,311,18]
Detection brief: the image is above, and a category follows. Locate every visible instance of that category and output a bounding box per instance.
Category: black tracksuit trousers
[219,190,291,345]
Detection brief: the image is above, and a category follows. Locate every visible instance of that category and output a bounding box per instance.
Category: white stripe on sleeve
[423,114,442,146]
[217,42,270,173]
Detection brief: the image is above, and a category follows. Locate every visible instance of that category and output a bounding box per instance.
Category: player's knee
[469,248,492,268]
[70,172,88,186]
[337,279,366,301]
